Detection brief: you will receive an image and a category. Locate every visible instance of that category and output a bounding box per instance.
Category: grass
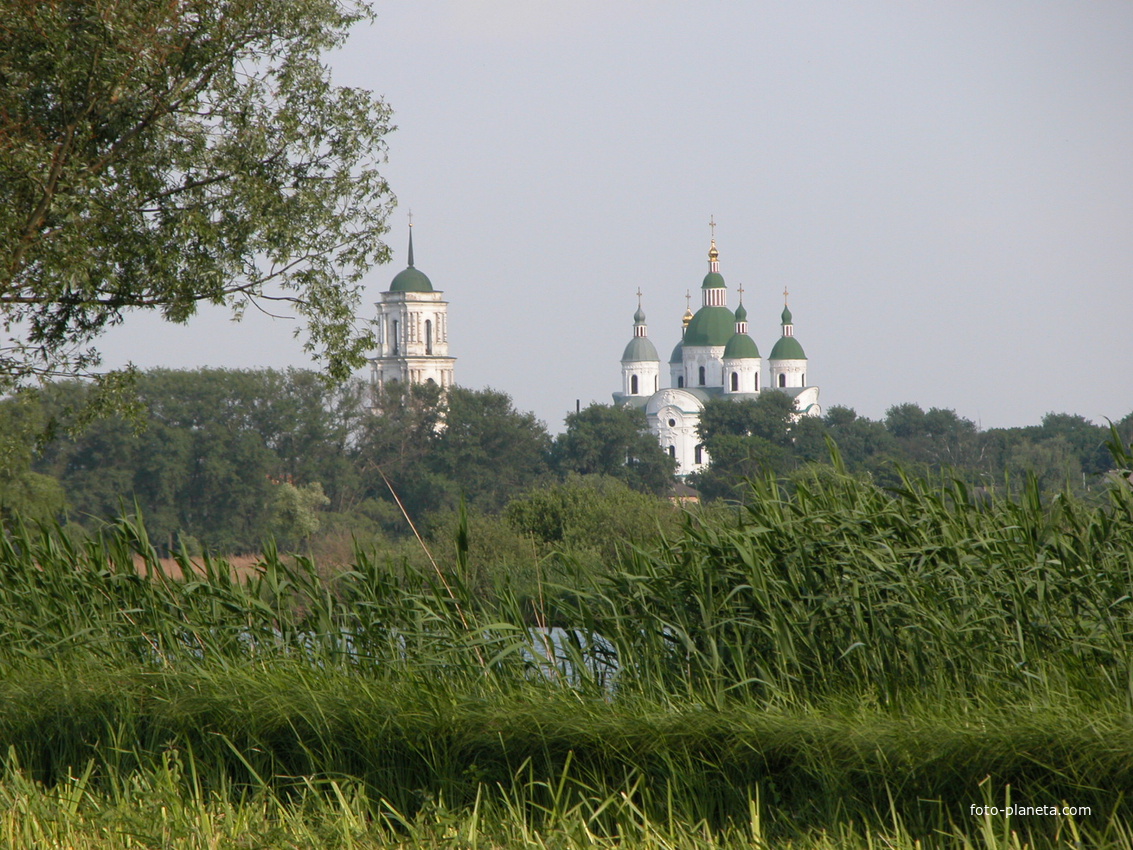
[2,436,1133,846]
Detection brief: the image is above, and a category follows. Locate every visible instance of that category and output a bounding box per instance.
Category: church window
[631,374,638,394]
[730,372,739,392]
[778,373,786,388]
[802,373,806,386]
[392,319,399,355]
[425,320,433,355]
[668,445,676,458]
[755,374,760,391]
[654,376,658,392]
[695,444,704,464]
[698,366,705,386]
[668,418,676,427]
[677,376,684,388]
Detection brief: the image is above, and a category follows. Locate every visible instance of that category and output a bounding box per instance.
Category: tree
[1038,413,1109,476]
[551,403,676,494]
[822,406,896,471]
[691,394,799,499]
[427,387,553,513]
[885,403,980,469]
[270,481,331,550]
[0,0,394,388]
[31,368,358,552]
[0,392,67,525]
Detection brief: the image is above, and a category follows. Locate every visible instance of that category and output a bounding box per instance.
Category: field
[2,441,1133,848]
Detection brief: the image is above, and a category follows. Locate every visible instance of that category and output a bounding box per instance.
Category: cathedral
[612,230,820,476]
[368,219,819,479]
[369,222,456,394]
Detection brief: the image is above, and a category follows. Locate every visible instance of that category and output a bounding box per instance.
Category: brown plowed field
[133,554,266,581]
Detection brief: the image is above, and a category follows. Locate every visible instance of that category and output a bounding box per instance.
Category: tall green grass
[564,454,1133,707]
[2,436,1133,844]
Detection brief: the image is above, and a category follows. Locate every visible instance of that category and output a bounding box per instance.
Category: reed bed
[2,438,1133,846]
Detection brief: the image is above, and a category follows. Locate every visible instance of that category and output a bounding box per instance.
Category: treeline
[0,369,678,570]
[692,390,1132,501]
[1,367,1129,561]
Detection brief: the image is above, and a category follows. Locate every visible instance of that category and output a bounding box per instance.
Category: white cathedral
[368,221,820,479]
[612,232,820,476]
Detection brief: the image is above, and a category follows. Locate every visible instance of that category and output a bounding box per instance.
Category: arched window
[668,445,676,458]
[631,374,638,395]
[698,366,705,386]
[677,376,684,388]
[425,320,433,355]
[392,319,399,355]
[730,372,739,392]
[778,373,786,388]
[802,373,806,386]
[694,444,704,464]
[755,374,760,391]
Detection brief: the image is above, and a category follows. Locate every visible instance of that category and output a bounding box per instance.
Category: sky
[98,1,1133,433]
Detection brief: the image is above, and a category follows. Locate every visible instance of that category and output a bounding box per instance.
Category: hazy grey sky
[100,1,1133,432]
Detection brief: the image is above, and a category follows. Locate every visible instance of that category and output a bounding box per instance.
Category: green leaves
[0,0,393,387]
[552,403,676,495]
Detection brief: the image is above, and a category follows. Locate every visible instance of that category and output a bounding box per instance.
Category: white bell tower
[371,218,456,394]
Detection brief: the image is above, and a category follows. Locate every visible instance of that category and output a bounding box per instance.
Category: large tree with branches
[0,0,394,389]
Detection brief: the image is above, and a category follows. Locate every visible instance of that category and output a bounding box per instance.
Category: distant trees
[15,371,564,550]
[692,394,1122,501]
[551,404,676,495]
[3,366,1129,552]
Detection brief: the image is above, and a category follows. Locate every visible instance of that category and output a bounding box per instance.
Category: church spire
[407,211,415,267]
[633,288,648,337]
[735,284,748,334]
[708,215,719,274]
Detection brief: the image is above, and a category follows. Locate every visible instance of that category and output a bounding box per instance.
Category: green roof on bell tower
[389,226,434,293]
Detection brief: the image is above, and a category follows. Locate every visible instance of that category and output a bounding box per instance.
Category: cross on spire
[783,286,789,304]
[408,208,414,227]
[685,289,691,310]
[737,283,745,302]
[636,287,643,305]
[709,215,716,239]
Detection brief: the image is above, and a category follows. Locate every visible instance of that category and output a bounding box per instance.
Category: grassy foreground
[2,441,1133,847]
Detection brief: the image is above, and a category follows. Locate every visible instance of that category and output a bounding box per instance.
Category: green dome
[781,305,793,324]
[701,271,726,290]
[622,336,660,362]
[389,228,434,292]
[633,305,646,323]
[769,335,807,360]
[669,341,683,364]
[389,266,434,293]
[683,306,735,347]
[723,333,760,360]
[735,302,747,322]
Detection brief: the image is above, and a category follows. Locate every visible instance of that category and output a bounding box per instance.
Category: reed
[1,436,1132,845]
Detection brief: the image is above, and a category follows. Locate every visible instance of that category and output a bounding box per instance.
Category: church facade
[613,235,820,476]
[369,224,456,394]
